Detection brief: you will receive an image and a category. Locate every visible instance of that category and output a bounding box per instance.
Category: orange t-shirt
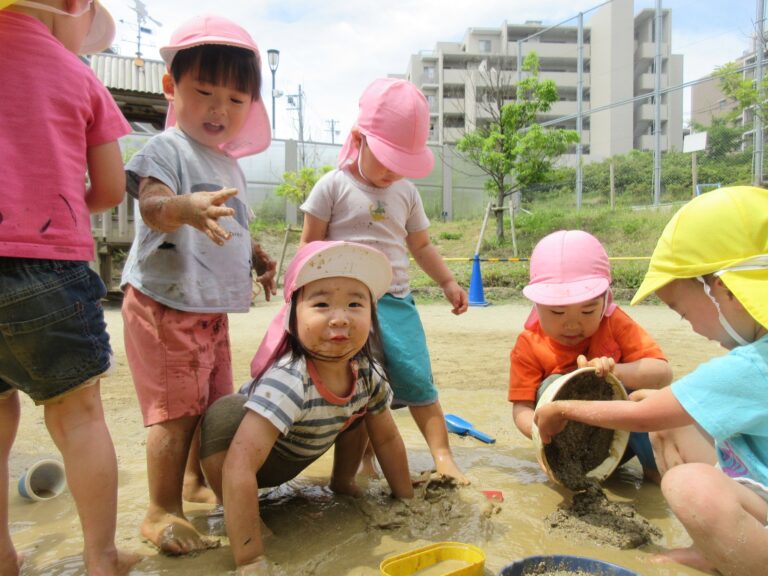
[508,307,667,402]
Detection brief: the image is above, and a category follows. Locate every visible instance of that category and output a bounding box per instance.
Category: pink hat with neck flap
[160,14,271,159]
[523,230,616,329]
[338,78,434,179]
[250,241,392,382]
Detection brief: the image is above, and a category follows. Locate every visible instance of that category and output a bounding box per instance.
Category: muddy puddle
[8,303,719,575]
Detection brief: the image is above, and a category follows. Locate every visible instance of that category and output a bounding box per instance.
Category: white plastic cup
[18,459,67,501]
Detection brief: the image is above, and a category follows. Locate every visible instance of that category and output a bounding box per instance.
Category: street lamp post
[267,49,280,137]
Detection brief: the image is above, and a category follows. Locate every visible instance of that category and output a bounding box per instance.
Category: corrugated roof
[90,53,165,95]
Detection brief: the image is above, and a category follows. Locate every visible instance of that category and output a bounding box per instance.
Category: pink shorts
[122,286,234,426]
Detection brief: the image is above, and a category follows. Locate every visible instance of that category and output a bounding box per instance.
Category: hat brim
[159,35,259,68]
[365,133,434,179]
[523,278,609,307]
[79,0,115,54]
[294,243,392,300]
[630,273,672,305]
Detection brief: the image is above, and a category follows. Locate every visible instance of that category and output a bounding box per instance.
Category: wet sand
[8,301,721,575]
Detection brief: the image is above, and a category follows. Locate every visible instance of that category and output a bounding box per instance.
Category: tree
[715,60,768,124]
[456,52,579,240]
[274,165,333,208]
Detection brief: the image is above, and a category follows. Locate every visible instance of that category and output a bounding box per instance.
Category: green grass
[252,202,679,304]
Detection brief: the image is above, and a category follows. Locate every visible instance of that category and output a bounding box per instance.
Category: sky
[99,0,760,144]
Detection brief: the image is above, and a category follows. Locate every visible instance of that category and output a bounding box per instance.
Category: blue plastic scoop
[445,414,495,444]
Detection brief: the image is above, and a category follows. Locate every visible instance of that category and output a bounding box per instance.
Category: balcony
[638,133,668,150]
[538,71,589,87]
[638,73,668,92]
[444,68,468,85]
[443,98,465,115]
[639,103,667,121]
[636,41,669,61]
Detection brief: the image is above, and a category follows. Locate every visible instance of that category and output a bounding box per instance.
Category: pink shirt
[0,12,131,261]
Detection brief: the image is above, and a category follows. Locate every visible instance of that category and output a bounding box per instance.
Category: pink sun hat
[250,241,392,382]
[338,78,434,179]
[5,0,115,54]
[159,14,271,159]
[523,230,616,329]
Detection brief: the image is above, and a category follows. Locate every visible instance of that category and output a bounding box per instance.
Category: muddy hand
[252,245,278,301]
[577,354,615,377]
[190,188,238,246]
[533,403,568,444]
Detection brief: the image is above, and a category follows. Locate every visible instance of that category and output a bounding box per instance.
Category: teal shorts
[377,293,437,407]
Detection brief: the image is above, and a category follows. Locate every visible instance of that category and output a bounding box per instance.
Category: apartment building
[403,0,683,161]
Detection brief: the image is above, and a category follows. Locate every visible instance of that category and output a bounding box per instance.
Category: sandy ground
[7,300,723,576]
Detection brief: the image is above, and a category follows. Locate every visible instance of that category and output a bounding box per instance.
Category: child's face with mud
[295,277,372,362]
[535,295,605,346]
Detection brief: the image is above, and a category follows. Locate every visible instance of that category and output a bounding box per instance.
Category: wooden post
[609,160,616,210]
[474,202,492,257]
[691,151,698,198]
[276,225,294,288]
[508,202,518,257]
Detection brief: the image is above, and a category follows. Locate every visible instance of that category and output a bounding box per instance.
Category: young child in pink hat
[1,1,140,573]
[296,78,470,484]
[120,14,277,555]
[200,241,413,573]
[509,230,672,482]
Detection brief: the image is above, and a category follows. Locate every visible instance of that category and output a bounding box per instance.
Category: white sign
[683,131,708,153]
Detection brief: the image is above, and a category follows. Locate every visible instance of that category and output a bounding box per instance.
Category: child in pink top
[0,1,138,574]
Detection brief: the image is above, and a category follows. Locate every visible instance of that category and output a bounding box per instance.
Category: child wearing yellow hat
[535,186,768,574]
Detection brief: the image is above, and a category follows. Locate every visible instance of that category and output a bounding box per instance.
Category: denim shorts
[0,258,111,403]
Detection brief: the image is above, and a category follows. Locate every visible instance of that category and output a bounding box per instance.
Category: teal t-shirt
[672,334,768,486]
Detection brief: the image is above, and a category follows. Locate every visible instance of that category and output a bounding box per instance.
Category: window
[478,39,491,53]
[423,66,436,83]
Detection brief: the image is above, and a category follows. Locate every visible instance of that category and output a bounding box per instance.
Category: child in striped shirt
[200,241,413,574]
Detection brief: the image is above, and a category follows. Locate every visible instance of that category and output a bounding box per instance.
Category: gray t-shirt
[121,128,253,312]
[300,169,430,297]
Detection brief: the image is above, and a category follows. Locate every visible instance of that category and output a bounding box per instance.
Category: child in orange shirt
[509,230,672,481]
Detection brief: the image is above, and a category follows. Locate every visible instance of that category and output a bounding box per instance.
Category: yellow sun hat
[631,186,768,329]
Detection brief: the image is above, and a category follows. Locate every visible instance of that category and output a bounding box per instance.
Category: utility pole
[325,119,340,144]
[286,85,305,165]
[124,0,162,67]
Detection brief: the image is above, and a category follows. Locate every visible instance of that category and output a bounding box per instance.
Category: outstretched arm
[366,410,414,498]
[533,386,693,444]
[138,177,237,245]
[223,412,280,568]
[406,229,468,315]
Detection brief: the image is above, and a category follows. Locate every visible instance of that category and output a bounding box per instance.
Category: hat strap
[15,0,92,17]
[696,276,751,346]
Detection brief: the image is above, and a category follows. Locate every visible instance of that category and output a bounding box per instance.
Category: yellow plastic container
[380,542,485,576]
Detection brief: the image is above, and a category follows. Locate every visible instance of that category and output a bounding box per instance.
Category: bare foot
[651,546,717,574]
[114,549,145,575]
[357,454,380,479]
[83,548,144,576]
[329,476,363,497]
[182,479,218,505]
[141,513,220,555]
[434,454,470,485]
